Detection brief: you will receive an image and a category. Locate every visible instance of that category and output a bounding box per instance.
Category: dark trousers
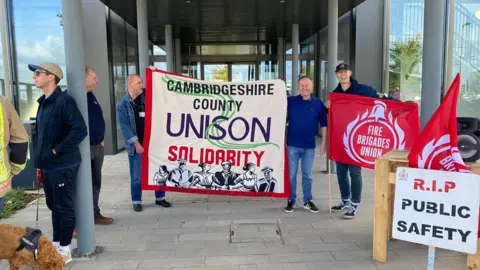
[91,144,104,217]
[43,165,79,246]
[335,162,362,204]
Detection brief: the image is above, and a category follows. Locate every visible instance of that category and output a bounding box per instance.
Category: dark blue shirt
[286,95,328,149]
[87,92,105,145]
[63,90,105,144]
[333,78,396,100]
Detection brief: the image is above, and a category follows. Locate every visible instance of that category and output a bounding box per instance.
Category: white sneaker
[58,248,72,264]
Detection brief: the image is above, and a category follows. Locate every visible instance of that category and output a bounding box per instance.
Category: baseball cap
[28,62,63,80]
[335,63,352,72]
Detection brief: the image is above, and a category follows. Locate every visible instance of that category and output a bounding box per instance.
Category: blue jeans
[287,145,315,203]
[128,153,165,204]
[0,196,5,214]
[335,161,362,204]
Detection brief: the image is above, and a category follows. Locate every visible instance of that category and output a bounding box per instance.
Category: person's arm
[5,100,29,175]
[117,103,138,145]
[53,97,88,154]
[319,102,328,155]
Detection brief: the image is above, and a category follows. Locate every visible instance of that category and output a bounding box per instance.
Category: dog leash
[35,185,39,228]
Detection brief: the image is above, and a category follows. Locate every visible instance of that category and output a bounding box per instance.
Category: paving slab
[0,138,466,269]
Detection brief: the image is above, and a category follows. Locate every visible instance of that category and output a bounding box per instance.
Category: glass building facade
[0,0,479,154]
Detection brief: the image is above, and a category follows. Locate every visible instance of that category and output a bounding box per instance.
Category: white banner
[392,167,480,254]
[142,69,289,197]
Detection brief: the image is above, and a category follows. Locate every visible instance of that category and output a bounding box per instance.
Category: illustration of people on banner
[141,68,289,198]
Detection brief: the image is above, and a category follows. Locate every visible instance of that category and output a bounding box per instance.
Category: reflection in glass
[388,0,424,105]
[259,61,278,81]
[231,64,255,82]
[454,1,480,117]
[11,0,67,120]
[204,64,228,82]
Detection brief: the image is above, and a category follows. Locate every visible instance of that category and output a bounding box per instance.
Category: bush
[0,188,40,219]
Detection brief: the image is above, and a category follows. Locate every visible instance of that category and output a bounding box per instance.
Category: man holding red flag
[326,63,397,219]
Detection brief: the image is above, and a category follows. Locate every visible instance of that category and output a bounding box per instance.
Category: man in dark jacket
[326,63,394,219]
[29,62,87,264]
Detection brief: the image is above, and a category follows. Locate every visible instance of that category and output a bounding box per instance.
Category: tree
[57,13,64,28]
[212,65,228,81]
[389,35,422,91]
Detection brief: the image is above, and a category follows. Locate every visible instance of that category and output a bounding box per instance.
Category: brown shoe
[95,214,113,225]
[72,228,77,239]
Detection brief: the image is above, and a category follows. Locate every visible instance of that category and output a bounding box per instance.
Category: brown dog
[0,224,64,270]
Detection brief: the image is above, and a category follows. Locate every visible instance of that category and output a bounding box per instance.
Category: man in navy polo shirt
[285,76,327,213]
[84,66,113,225]
[326,63,395,219]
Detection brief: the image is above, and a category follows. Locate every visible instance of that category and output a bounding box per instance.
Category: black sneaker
[285,200,295,212]
[331,200,351,212]
[303,201,319,213]
[156,200,172,208]
[133,204,143,212]
[344,204,358,219]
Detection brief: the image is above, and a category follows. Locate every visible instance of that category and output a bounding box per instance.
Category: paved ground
[0,146,467,269]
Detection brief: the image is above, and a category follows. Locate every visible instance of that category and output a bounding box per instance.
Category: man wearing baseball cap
[29,62,87,264]
[325,63,395,219]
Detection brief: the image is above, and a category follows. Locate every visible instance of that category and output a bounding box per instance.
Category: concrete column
[175,38,182,73]
[165,24,174,72]
[327,0,338,174]
[61,0,95,254]
[291,24,299,96]
[277,37,285,80]
[420,0,446,128]
[82,0,115,155]
[137,0,149,81]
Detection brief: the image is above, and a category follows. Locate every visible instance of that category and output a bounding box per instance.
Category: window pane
[109,10,128,150]
[454,0,480,117]
[388,0,424,104]
[12,0,67,120]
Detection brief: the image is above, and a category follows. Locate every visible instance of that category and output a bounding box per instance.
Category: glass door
[231,63,256,82]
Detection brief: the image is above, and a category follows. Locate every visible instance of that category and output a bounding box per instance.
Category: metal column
[420,0,446,128]
[444,0,456,88]
[278,37,285,81]
[175,38,182,73]
[0,0,12,102]
[137,0,149,81]
[291,24,299,96]
[61,0,96,255]
[165,24,174,72]
[327,0,338,174]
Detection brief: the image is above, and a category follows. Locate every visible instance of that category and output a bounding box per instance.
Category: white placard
[392,167,480,254]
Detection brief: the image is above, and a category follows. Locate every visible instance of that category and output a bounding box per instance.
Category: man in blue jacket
[326,63,394,219]
[117,74,172,212]
[30,62,87,264]
[285,76,327,213]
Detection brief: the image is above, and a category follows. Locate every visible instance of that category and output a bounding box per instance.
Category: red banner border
[141,68,291,198]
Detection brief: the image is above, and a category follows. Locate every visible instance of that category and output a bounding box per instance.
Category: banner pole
[427,246,435,270]
[328,159,332,213]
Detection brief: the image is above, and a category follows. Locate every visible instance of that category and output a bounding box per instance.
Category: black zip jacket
[34,87,87,170]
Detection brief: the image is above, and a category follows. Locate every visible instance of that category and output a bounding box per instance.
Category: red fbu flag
[328,92,420,169]
[407,74,470,173]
